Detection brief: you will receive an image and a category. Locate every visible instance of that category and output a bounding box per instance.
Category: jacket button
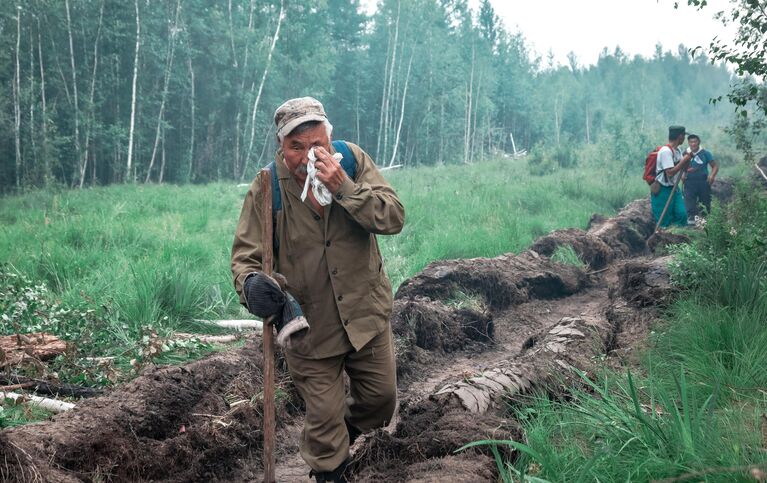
[337,295,343,302]
[343,319,349,326]
[335,192,343,200]
[325,240,331,247]
[313,214,321,221]
[332,268,338,275]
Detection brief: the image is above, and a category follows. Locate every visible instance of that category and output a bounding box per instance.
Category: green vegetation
[0,158,647,397]
[0,0,746,191]
[468,186,767,482]
[550,245,586,268]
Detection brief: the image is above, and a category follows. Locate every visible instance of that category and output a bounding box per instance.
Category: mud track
[0,195,710,482]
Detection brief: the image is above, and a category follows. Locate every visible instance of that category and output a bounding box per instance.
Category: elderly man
[231,97,404,482]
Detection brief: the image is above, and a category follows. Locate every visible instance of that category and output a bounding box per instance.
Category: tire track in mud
[0,197,687,482]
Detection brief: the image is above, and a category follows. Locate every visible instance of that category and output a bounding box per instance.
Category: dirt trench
[0,196,682,482]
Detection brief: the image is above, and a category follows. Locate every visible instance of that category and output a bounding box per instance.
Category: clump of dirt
[647,231,690,254]
[396,252,589,309]
[611,256,676,308]
[350,399,520,481]
[0,343,290,482]
[355,454,497,482]
[393,297,493,351]
[587,199,655,257]
[530,228,614,269]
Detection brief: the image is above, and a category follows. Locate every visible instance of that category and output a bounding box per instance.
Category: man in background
[683,133,719,224]
[232,97,404,482]
[652,125,694,227]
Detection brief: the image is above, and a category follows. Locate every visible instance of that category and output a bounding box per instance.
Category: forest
[0,0,740,192]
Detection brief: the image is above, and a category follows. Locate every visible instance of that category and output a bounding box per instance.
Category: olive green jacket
[231,142,404,359]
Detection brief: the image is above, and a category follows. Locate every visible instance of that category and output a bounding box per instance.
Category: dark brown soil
[530,228,614,269]
[0,344,289,482]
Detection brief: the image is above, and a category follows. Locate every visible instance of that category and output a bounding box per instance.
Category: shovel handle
[653,173,682,234]
[259,168,276,483]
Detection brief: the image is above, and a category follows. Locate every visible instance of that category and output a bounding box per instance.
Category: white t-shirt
[656,145,682,186]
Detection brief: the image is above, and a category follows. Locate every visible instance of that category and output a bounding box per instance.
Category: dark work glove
[274,292,310,349]
[243,272,286,318]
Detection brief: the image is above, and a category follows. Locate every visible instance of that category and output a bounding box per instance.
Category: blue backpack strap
[332,140,357,180]
[267,161,281,212]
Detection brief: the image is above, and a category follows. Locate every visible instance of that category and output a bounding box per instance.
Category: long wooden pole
[259,168,276,483]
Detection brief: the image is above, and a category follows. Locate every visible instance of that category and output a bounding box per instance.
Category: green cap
[668,125,687,139]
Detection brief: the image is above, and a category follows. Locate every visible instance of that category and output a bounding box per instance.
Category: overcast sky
[361,0,737,67]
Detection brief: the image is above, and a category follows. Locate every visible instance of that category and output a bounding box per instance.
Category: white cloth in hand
[301,147,343,206]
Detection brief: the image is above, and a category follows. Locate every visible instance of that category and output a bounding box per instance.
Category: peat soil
[0,196,706,482]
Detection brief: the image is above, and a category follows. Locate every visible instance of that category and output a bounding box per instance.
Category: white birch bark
[145,0,180,183]
[464,45,474,164]
[186,54,196,182]
[79,0,104,188]
[126,0,141,181]
[389,53,413,167]
[64,0,81,187]
[13,7,22,187]
[241,0,284,181]
[37,17,51,183]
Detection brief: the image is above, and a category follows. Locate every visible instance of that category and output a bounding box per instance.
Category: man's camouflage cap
[274,97,328,139]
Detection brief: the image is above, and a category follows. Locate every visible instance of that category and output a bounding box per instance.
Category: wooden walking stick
[259,168,276,483]
[648,172,683,245]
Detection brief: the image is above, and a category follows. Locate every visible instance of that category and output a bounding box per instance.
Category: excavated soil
[0,193,704,482]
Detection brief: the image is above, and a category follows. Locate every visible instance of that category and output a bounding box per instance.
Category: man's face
[281,123,331,184]
[688,137,700,152]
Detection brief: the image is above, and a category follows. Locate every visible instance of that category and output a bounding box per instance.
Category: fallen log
[0,391,75,413]
[0,374,103,398]
[0,332,67,367]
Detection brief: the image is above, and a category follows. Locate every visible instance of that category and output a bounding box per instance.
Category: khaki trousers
[284,327,397,472]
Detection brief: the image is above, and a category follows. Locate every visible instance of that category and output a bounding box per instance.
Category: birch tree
[125,0,140,182]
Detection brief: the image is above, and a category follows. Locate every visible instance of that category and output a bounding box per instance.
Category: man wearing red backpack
[650,125,695,227]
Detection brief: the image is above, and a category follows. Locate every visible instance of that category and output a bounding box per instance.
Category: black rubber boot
[310,459,349,483]
[346,419,362,446]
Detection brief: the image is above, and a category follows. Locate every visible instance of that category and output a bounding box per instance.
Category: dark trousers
[684,176,711,219]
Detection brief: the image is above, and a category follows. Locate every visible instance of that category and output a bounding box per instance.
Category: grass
[461,183,767,482]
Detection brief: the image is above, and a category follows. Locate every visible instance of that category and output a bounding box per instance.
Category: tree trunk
[375,27,392,161]
[29,28,38,176]
[64,0,82,188]
[464,45,474,165]
[585,105,591,144]
[389,52,413,167]
[186,54,196,182]
[80,0,104,188]
[159,131,166,184]
[13,6,21,188]
[126,0,141,182]
[241,0,284,182]
[382,1,400,164]
[145,0,180,184]
[37,16,50,184]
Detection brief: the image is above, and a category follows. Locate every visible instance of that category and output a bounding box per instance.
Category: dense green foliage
[0,0,740,192]
[685,0,767,161]
[474,186,767,482]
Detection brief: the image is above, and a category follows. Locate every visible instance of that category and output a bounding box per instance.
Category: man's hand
[313,146,347,194]
[708,175,716,186]
[243,272,286,318]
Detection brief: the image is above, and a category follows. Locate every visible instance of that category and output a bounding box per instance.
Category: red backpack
[643,144,672,185]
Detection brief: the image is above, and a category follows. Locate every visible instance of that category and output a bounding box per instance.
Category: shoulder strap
[332,140,357,180]
[267,161,281,212]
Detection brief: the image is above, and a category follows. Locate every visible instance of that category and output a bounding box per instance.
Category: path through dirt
[0,196,696,482]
